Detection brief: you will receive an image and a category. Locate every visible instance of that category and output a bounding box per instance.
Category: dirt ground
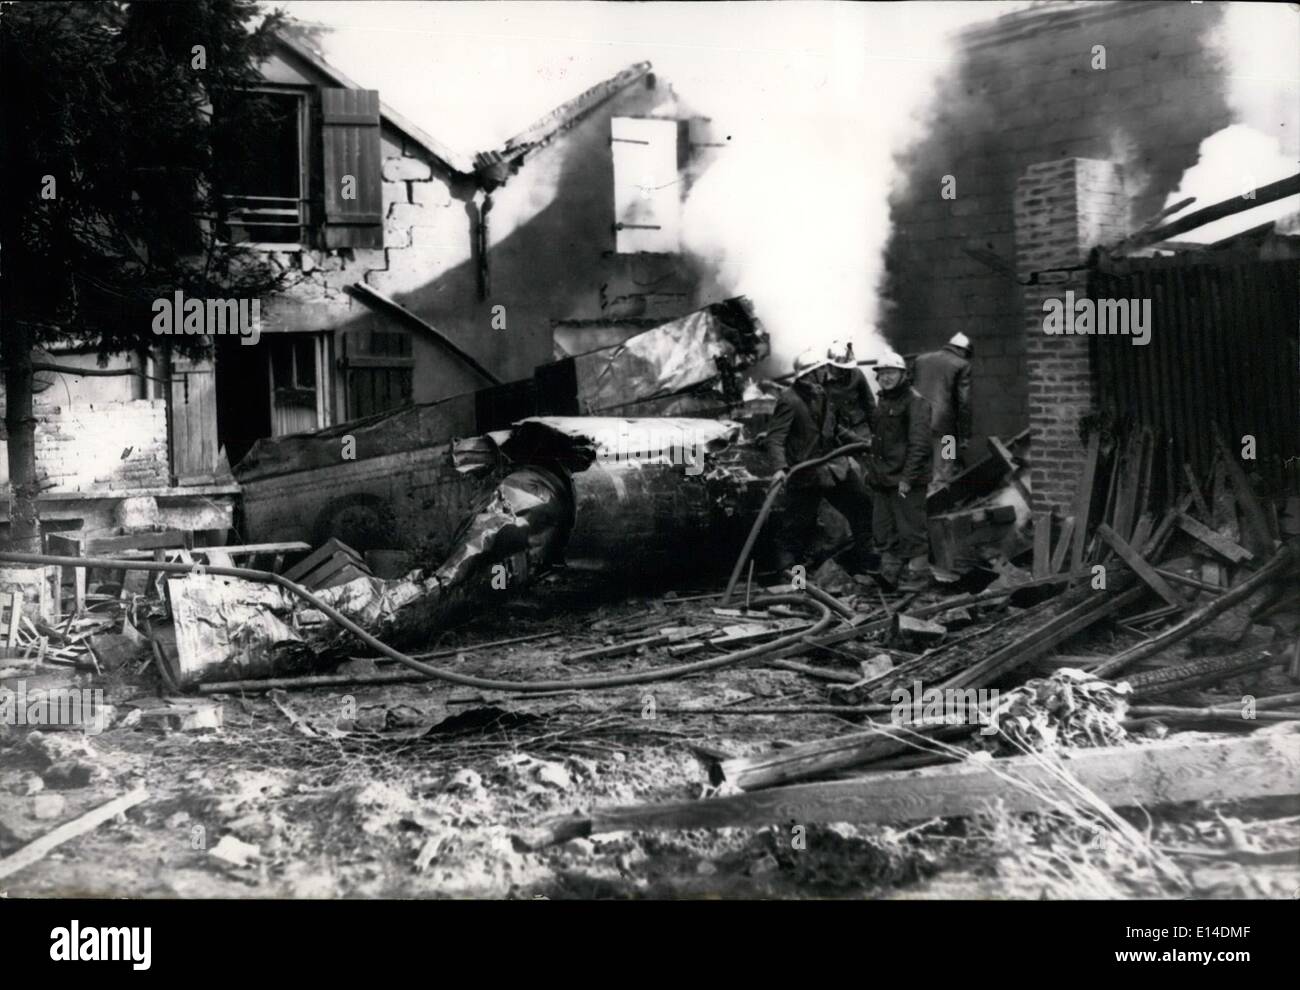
[3,572,1298,900]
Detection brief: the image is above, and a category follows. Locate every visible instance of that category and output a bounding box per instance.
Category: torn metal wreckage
[164,416,775,687]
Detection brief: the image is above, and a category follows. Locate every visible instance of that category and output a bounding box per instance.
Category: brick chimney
[1014,157,1128,515]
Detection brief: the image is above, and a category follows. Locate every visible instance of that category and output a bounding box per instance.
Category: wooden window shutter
[611,117,681,254]
[321,88,383,248]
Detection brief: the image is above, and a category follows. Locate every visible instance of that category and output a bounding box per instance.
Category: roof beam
[1116,173,1300,253]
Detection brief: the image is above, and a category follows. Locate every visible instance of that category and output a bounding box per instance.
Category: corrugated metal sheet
[1089,257,1299,492]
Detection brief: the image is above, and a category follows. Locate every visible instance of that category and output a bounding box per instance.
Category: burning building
[880,0,1300,513]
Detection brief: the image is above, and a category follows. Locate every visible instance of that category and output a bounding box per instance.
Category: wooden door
[169,350,222,484]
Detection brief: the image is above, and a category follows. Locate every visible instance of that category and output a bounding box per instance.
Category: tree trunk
[1,319,42,552]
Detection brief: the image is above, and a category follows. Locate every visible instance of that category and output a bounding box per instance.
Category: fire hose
[0,551,834,694]
[721,441,872,603]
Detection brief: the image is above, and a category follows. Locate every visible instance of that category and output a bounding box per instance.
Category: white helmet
[949,332,971,351]
[792,348,828,380]
[826,340,856,369]
[874,350,907,373]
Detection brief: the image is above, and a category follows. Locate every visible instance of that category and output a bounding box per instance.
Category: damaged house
[0,30,734,550]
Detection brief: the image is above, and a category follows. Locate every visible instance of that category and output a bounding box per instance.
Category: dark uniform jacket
[826,366,876,440]
[911,344,972,440]
[868,384,933,487]
[764,381,837,488]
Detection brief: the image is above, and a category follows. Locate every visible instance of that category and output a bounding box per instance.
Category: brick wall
[33,395,169,492]
[1015,158,1128,514]
[880,0,1232,454]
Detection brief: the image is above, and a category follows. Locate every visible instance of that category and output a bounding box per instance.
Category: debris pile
[2,411,1298,898]
[983,669,1132,754]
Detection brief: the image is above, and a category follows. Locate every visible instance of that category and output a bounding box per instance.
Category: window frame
[266,333,332,436]
[217,85,312,251]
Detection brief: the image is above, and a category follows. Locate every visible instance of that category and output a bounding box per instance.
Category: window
[217,90,308,246]
[611,117,682,253]
[343,329,415,419]
[215,86,384,249]
[267,334,329,436]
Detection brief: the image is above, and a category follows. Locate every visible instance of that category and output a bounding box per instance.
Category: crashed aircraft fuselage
[166,418,776,686]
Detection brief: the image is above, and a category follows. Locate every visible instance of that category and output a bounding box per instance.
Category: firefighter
[911,331,973,495]
[867,350,933,590]
[824,339,876,445]
[764,349,874,575]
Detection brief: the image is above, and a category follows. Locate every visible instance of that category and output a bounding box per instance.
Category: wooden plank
[1070,433,1101,572]
[0,786,150,882]
[282,538,364,584]
[312,561,371,591]
[47,534,85,613]
[1214,431,1275,557]
[199,549,236,568]
[1128,513,1153,556]
[87,530,193,554]
[169,352,220,483]
[717,723,975,791]
[1176,513,1254,563]
[1032,511,1051,578]
[1049,516,1075,574]
[944,584,1147,690]
[1201,558,1224,592]
[1135,428,1157,525]
[924,429,1028,515]
[299,551,369,590]
[199,541,312,559]
[519,727,1300,846]
[1095,523,1185,608]
[1125,646,1284,699]
[928,514,958,574]
[1183,462,1212,520]
[6,592,21,648]
[1211,456,1241,544]
[1121,173,1300,250]
[1111,437,1140,545]
[1142,492,1195,558]
[1095,542,1298,677]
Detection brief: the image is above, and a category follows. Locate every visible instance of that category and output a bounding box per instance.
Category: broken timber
[945,584,1147,690]
[1214,430,1275,557]
[925,429,1028,515]
[1095,523,1185,608]
[1095,541,1298,678]
[518,725,1300,847]
[1124,646,1286,699]
[715,722,976,791]
[0,786,150,882]
[1177,513,1253,564]
[851,575,1145,702]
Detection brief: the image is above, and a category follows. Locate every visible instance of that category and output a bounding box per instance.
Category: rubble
[983,669,1133,754]
[518,727,1300,848]
[2,403,1298,902]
